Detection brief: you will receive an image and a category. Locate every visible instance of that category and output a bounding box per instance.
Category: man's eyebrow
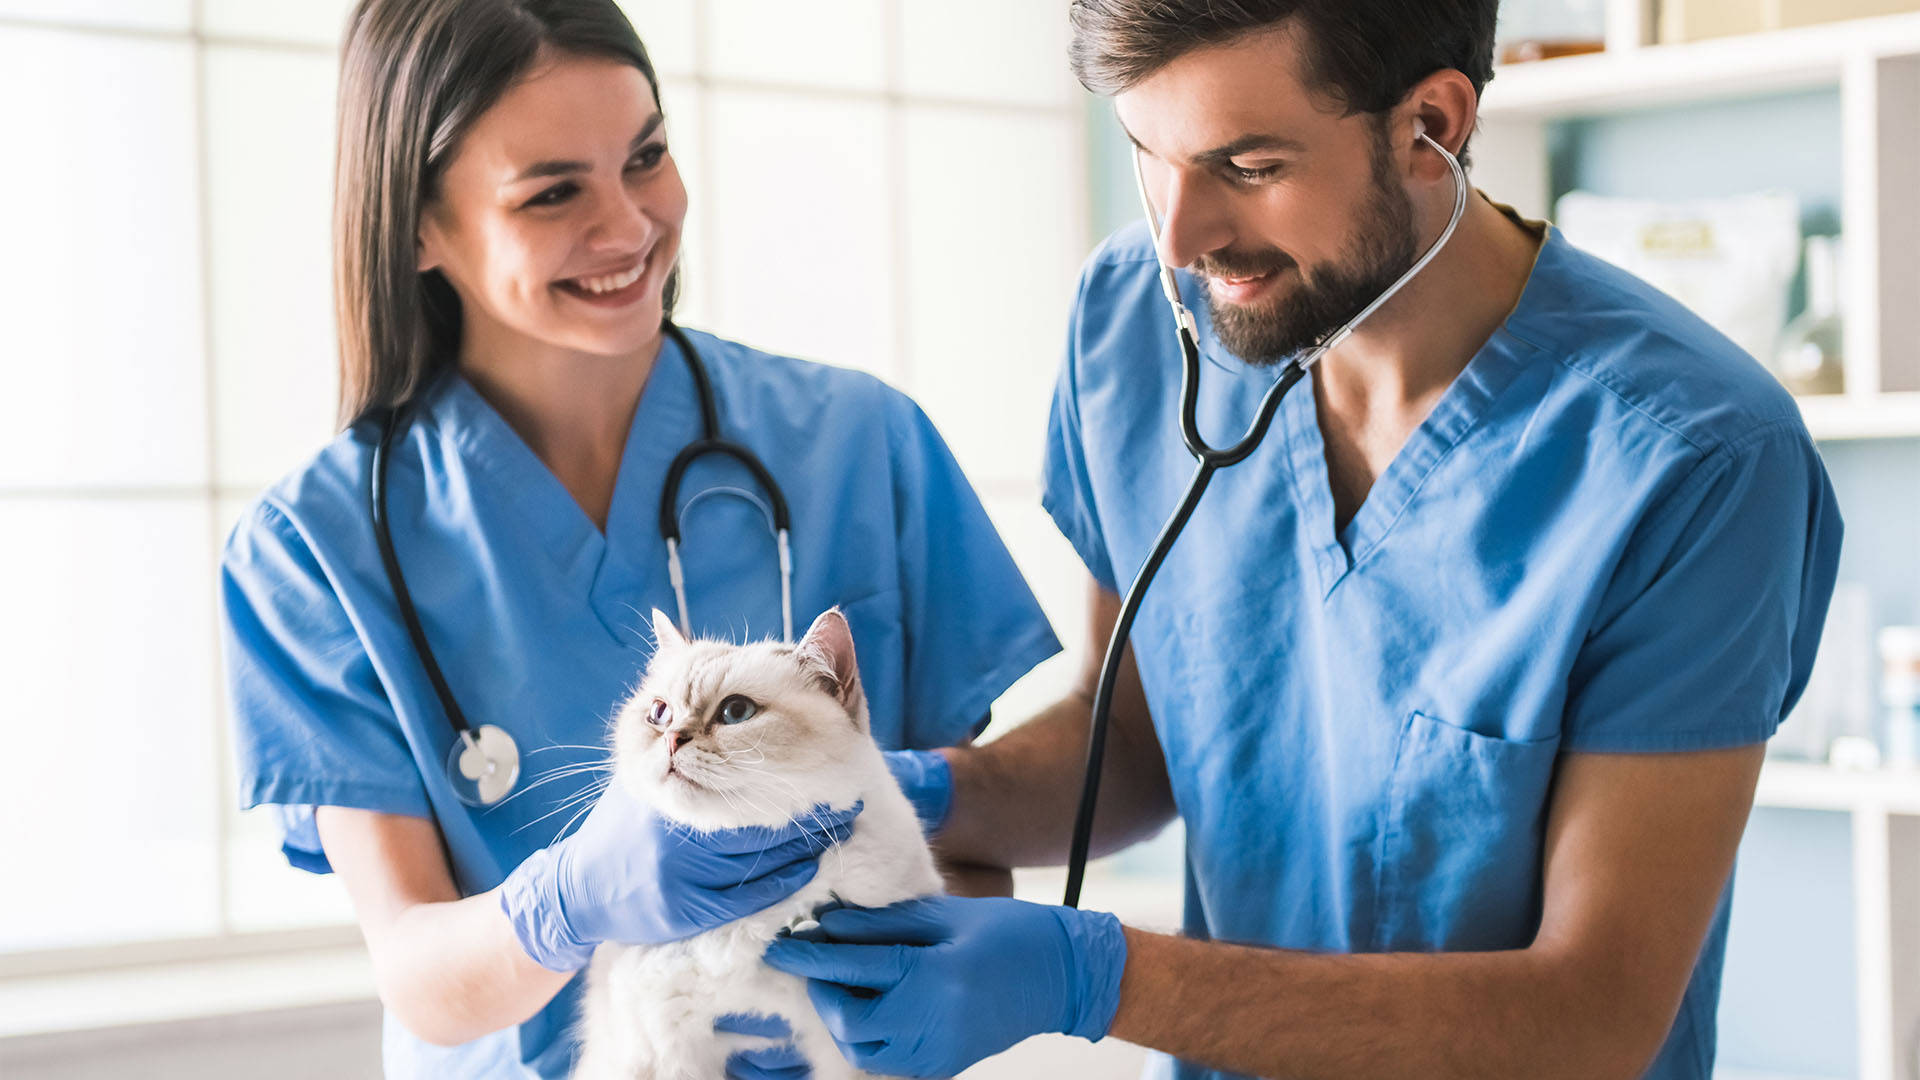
[1193,133,1306,164]
[507,112,665,183]
[1117,119,1305,165]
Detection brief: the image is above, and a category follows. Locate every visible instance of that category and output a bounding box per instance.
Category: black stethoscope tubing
[1060,347,1305,908]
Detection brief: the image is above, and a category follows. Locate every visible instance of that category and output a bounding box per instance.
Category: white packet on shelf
[1554,190,1802,365]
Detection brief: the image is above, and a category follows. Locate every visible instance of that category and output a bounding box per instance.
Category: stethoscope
[1061,121,1469,907]
[368,321,793,807]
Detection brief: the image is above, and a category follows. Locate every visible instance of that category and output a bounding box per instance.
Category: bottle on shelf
[1879,626,1920,768]
[1497,0,1607,63]
[1774,234,1846,397]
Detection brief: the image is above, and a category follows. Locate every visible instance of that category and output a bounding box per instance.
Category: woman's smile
[555,248,653,307]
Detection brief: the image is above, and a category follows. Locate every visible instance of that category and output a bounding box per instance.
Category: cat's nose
[668,729,693,757]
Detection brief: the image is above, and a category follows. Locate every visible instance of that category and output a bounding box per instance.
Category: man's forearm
[1110,928,1677,1080]
[935,690,1175,870]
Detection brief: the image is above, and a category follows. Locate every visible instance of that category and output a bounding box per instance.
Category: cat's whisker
[486,762,615,809]
[514,777,611,837]
[548,795,601,850]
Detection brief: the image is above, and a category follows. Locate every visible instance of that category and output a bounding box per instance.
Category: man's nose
[1154,167,1234,270]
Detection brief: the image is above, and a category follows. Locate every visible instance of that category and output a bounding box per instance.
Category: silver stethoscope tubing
[369,320,793,807]
[1061,126,1469,907]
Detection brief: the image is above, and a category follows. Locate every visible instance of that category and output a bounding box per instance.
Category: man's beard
[1198,127,1420,367]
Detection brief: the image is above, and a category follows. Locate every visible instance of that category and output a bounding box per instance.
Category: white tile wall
[981,496,1090,732]
[900,0,1078,106]
[0,498,222,951]
[204,46,341,491]
[705,0,888,91]
[903,105,1084,490]
[0,0,190,32]
[705,88,895,378]
[618,0,698,78]
[658,77,710,327]
[199,0,355,45]
[0,29,206,490]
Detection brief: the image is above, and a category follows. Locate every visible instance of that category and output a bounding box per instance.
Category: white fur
[572,612,943,1080]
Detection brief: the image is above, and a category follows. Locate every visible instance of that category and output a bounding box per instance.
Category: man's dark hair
[1068,0,1498,117]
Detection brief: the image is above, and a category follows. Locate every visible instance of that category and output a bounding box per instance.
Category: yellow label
[1638,220,1717,257]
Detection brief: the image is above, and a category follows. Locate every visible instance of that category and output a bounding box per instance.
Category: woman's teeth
[572,261,645,294]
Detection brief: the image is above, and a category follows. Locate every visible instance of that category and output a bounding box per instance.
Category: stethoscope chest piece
[444,723,520,806]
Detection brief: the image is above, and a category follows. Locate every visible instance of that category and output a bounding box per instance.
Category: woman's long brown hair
[332,0,667,429]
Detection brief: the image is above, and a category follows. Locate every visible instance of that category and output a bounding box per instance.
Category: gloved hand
[882,749,953,835]
[499,785,861,971]
[761,895,1126,1078]
[716,1013,811,1080]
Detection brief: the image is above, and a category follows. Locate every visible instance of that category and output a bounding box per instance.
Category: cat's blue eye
[647,699,672,727]
[716,695,758,725]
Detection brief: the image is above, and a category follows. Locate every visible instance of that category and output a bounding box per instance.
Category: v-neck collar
[420,331,702,641]
[1180,208,1556,599]
[1276,328,1536,595]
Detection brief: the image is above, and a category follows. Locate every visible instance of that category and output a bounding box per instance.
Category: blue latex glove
[716,1013,811,1080]
[761,895,1126,1077]
[499,785,861,971]
[882,749,953,835]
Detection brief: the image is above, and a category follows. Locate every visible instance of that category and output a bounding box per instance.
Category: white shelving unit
[1755,761,1920,1080]
[1472,10,1920,444]
[1468,11,1920,1073]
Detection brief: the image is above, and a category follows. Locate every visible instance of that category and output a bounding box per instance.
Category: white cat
[572,607,944,1080]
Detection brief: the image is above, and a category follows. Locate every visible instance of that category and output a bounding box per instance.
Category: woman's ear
[416,227,440,273]
[416,200,447,273]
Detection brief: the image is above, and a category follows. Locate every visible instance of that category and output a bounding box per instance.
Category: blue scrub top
[220,327,1060,1079]
[1042,205,1842,1080]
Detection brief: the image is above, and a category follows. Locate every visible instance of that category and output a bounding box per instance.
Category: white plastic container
[1878,626,1920,767]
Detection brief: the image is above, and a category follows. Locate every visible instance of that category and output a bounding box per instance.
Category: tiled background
[0,0,1098,954]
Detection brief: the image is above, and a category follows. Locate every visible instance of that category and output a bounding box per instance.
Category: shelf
[1481,11,1920,118]
[1796,391,1920,440]
[1755,760,1920,814]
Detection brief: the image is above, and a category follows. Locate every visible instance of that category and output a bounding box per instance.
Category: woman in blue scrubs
[217,2,1057,1076]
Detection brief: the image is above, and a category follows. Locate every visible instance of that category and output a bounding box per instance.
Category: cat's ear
[796,607,864,719]
[650,609,688,652]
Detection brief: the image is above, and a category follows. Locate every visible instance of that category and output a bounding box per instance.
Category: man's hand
[762,896,1127,1078]
[716,1013,811,1080]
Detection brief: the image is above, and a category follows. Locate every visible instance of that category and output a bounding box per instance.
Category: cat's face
[612,608,871,830]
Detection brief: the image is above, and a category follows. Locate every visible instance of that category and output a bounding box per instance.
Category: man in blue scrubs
[763,2,1844,1077]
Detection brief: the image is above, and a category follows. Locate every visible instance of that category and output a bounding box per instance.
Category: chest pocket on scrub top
[1372,711,1560,952]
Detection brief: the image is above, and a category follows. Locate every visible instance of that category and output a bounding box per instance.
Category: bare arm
[935,577,1177,870]
[315,807,574,1047]
[1106,744,1765,1080]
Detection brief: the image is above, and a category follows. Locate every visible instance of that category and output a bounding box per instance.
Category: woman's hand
[499,786,861,970]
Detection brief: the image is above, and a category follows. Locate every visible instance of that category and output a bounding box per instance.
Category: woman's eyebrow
[506,112,665,183]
